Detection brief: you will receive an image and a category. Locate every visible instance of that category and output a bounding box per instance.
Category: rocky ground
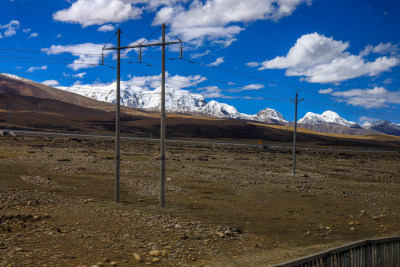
[1,137,400,266]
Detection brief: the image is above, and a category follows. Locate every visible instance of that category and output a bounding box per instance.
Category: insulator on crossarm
[179,42,183,59]
[101,51,104,65]
[139,48,142,63]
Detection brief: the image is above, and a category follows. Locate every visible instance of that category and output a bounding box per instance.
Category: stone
[149,250,160,257]
[110,261,117,266]
[348,221,355,226]
[161,250,168,258]
[152,257,159,262]
[133,253,142,262]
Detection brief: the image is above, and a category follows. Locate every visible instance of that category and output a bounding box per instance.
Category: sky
[1,0,400,124]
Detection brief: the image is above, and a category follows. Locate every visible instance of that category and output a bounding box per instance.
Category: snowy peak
[361,120,400,136]
[299,110,358,127]
[0,73,31,83]
[256,108,287,122]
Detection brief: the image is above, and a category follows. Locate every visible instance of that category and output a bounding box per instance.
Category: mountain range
[1,72,400,136]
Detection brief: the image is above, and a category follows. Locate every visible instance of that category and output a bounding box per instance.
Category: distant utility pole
[291,91,304,175]
[103,24,181,206]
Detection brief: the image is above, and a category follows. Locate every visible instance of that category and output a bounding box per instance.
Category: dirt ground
[1,137,400,266]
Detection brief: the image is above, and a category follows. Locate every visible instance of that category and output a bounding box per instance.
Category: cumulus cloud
[329,87,400,108]
[28,65,47,72]
[126,72,206,90]
[0,20,20,38]
[361,42,399,56]
[23,28,31,33]
[153,0,311,47]
[198,86,226,98]
[42,80,60,87]
[42,43,109,70]
[208,57,224,66]
[53,0,142,27]
[252,33,400,83]
[98,24,115,32]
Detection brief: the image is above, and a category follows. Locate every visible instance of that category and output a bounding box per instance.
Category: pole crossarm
[104,25,181,207]
[103,41,181,51]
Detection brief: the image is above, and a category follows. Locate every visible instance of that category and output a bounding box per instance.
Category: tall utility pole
[103,25,181,206]
[115,29,121,203]
[291,91,303,175]
[160,24,166,208]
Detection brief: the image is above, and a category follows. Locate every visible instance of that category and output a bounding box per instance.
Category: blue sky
[1,0,400,124]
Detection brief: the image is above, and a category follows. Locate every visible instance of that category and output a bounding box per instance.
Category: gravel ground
[1,137,400,266]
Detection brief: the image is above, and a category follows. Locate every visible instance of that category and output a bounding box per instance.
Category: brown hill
[1,74,400,150]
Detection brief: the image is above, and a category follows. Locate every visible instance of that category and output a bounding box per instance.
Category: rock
[349,226,355,231]
[110,261,117,266]
[161,250,168,258]
[348,221,355,226]
[305,231,310,235]
[152,257,159,262]
[149,250,160,257]
[133,253,142,262]
[174,224,182,229]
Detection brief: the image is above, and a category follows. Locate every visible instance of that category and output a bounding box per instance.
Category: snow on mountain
[57,79,287,123]
[0,73,31,83]
[255,108,287,122]
[361,120,400,136]
[298,111,358,127]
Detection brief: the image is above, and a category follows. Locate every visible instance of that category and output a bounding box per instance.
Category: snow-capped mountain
[361,120,400,136]
[298,111,359,128]
[255,108,287,123]
[57,79,287,123]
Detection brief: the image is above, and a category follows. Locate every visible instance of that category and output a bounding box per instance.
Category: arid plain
[1,136,400,266]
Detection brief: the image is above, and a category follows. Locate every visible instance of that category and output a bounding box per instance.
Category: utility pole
[115,29,121,203]
[160,24,166,208]
[103,25,181,206]
[291,91,303,175]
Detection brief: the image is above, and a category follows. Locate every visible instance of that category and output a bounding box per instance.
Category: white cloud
[28,65,47,72]
[198,86,225,98]
[55,34,62,38]
[382,78,394,84]
[241,84,264,90]
[359,116,379,123]
[23,28,31,33]
[53,0,142,27]
[208,57,224,66]
[330,87,400,108]
[318,88,333,94]
[254,32,400,83]
[28,33,39,39]
[126,72,206,90]
[245,61,261,68]
[42,43,109,70]
[0,20,20,38]
[42,80,60,87]
[153,0,311,47]
[361,42,399,56]
[73,72,87,78]
[98,24,115,32]
[190,49,211,58]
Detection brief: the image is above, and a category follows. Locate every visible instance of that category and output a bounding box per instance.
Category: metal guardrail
[272,236,400,267]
